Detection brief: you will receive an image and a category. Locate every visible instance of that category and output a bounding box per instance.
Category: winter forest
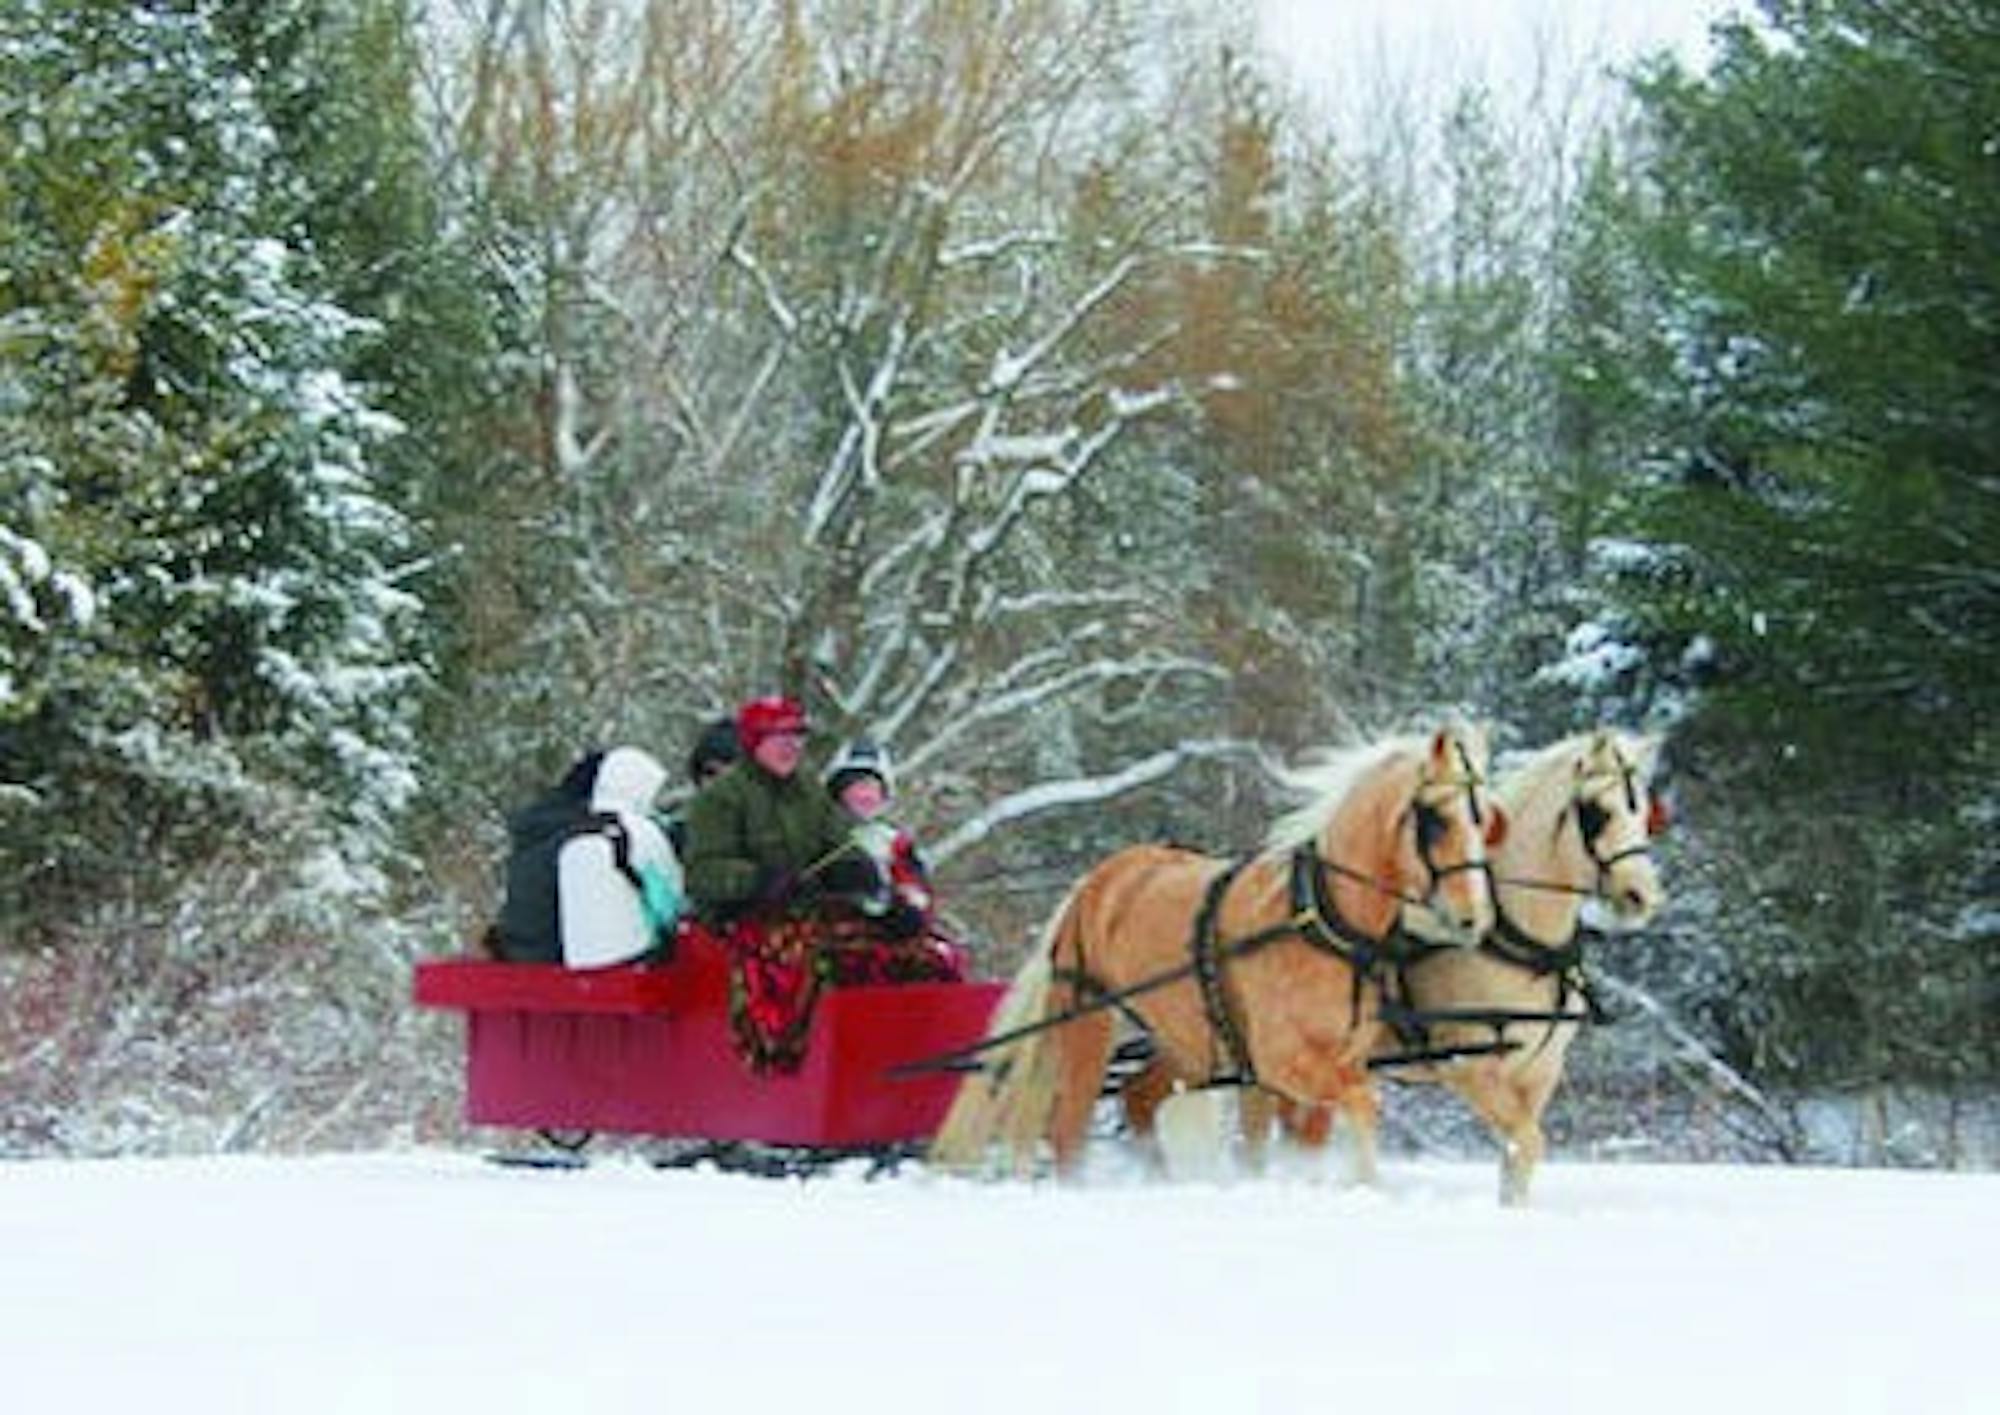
[1,0,1995,1168]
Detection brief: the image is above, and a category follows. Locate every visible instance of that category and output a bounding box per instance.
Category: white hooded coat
[557,746,683,967]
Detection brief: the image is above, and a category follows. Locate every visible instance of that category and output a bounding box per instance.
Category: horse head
[1573,729,1668,926]
[1390,722,1502,947]
[1500,728,1668,929]
[1267,722,1501,947]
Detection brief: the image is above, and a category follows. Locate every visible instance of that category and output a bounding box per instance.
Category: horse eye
[1414,803,1447,851]
[1576,799,1610,843]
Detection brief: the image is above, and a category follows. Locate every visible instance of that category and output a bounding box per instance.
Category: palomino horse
[930,724,1504,1177]
[1123,727,1669,1204]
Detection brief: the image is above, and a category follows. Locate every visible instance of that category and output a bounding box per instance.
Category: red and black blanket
[717,912,965,1075]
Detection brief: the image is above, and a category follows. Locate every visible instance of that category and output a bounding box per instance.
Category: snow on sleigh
[413,921,1003,1173]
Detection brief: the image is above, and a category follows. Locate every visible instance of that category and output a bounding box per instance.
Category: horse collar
[1292,847,1400,960]
[1484,903,1584,977]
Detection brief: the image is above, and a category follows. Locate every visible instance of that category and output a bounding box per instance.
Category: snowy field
[3,1149,1993,1414]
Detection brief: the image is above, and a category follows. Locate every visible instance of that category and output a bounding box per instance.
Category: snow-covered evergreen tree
[0,0,423,921]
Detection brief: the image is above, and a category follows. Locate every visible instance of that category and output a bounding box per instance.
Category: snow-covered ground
[4,1149,1991,1414]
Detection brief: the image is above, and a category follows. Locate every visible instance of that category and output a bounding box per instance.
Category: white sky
[1253,0,1738,129]
[5,1150,1994,1413]
[1255,0,1731,78]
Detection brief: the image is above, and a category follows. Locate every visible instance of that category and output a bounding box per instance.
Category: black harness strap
[891,846,1406,1084]
[889,954,1212,1078]
[1477,908,1590,1064]
[1182,847,1417,1092]
[1192,861,1256,1087]
[1377,931,1456,1053]
[1486,906,1617,1026]
[1369,905,1605,1072]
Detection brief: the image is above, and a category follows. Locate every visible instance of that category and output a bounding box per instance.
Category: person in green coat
[681,695,883,923]
[681,694,888,1074]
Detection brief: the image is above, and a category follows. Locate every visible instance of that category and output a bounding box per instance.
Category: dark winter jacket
[682,761,860,920]
[493,748,679,965]
[494,775,595,963]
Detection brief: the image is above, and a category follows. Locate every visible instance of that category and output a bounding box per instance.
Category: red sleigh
[414,922,1002,1150]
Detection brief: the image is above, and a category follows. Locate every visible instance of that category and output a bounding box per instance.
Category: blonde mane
[1261,733,1430,861]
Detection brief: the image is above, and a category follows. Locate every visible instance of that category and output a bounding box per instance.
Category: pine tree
[0,0,426,921]
[1588,0,2000,1091]
[1619,0,2000,780]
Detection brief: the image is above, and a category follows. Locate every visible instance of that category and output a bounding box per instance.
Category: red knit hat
[735,695,809,752]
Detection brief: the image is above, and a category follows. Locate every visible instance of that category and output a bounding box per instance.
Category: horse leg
[1262,1037,1380,1182]
[1155,1086,1233,1182]
[1237,1087,1277,1174]
[1337,1078,1382,1186]
[1046,1008,1114,1177]
[1498,1066,1566,1206]
[1444,1063,1541,1205]
[1119,1056,1175,1141]
[1279,1097,1334,1151]
[1500,1113,1545,1206]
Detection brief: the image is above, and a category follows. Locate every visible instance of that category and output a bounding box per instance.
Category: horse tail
[930,881,1082,1174]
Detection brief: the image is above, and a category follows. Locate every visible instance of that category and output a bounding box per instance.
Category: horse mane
[1260,733,1429,862]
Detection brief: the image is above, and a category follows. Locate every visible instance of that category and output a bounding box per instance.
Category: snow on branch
[551,360,611,478]
[1592,970,1800,1158]
[887,398,982,472]
[928,738,1262,866]
[959,385,1173,562]
[903,654,1225,778]
[1,525,95,637]
[806,318,909,543]
[989,589,1149,618]
[875,641,960,745]
[939,230,1057,268]
[984,255,1137,394]
[857,510,948,599]
[727,240,799,336]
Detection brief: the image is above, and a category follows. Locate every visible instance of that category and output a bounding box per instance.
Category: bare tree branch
[929,738,1265,865]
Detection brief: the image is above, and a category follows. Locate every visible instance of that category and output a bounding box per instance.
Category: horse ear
[1484,802,1509,847]
[1634,731,1667,777]
[1646,794,1673,837]
[1429,727,1452,770]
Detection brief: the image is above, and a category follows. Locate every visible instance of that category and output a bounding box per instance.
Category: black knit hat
[686,717,740,784]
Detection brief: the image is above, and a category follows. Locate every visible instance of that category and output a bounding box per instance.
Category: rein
[1109,764,1497,1093]
[894,760,1498,1091]
[1369,908,1601,1072]
[887,842,1429,1083]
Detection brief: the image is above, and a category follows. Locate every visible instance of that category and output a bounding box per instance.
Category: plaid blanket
[720,913,964,1075]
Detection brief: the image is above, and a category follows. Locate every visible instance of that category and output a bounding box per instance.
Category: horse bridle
[1405,736,1493,909]
[1557,752,1655,893]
